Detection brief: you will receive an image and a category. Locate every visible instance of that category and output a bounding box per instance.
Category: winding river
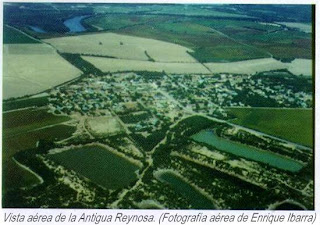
[63,15,89,32]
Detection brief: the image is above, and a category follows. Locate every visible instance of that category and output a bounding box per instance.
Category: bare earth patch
[87,116,124,136]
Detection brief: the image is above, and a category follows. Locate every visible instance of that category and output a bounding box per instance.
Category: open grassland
[3,43,81,99]
[44,33,196,63]
[48,145,140,190]
[82,56,211,74]
[227,107,313,147]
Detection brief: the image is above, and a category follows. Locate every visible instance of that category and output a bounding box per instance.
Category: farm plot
[81,56,210,74]
[3,108,71,139]
[278,22,312,33]
[285,59,312,76]
[3,43,81,99]
[205,58,286,75]
[44,33,197,63]
[3,108,75,192]
[205,58,312,76]
[3,125,76,192]
[227,107,313,147]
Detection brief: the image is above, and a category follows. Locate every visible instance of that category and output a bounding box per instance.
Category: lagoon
[48,144,140,189]
[192,130,303,172]
[155,170,216,209]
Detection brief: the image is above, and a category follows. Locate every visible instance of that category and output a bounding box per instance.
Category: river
[63,15,89,33]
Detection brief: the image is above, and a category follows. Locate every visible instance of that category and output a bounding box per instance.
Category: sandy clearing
[134,200,165,209]
[227,159,256,173]
[82,56,211,74]
[44,32,197,63]
[190,145,226,161]
[3,44,81,99]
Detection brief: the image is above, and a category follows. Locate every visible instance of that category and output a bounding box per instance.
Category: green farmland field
[84,15,270,62]
[2,108,75,192]
[3,108,70,138]
[3,124,76,192]
[227,107,313,147]
[84,12,311,62]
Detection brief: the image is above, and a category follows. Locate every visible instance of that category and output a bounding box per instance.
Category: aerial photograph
[2,3,314,210]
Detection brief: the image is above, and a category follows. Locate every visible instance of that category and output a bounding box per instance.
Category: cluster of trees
[120,112,151,124]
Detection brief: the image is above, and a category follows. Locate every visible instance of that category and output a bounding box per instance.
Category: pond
[155,170,216,209]
[191,130,303,172]
[63,15,88,33]
[48,145,140,189]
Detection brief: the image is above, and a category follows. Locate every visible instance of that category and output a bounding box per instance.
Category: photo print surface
[2,2,314,210]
